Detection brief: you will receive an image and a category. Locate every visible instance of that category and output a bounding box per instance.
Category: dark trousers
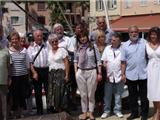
[11,75,28,111]
[127,79,149,117]
[32,67,49,114]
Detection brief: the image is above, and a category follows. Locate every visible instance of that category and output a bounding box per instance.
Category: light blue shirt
[121,38,147,80]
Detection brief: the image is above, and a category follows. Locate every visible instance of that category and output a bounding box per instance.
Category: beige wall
[89,0,121,31]
[121,0,160,16]
[3,2,26,35]
[28,3,51,31]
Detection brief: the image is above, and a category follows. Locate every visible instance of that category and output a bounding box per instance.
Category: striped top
[27,42,49,68]
[9,48,29,76]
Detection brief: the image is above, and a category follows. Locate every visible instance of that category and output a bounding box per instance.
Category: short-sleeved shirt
[9,48,30,76]
[48,48,68,71]
[59,36,74,52]
[101,45,122,83]
[27,42,49,68]
[121,38,147,80]
[0,48,9,85]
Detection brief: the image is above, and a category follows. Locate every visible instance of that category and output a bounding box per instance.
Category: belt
[78,67,96,71]
[34,67,49,69]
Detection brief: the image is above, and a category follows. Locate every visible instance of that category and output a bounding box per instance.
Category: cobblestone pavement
[15,107,153,120]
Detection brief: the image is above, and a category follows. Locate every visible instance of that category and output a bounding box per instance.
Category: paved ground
[12,96,154,120]
[14,106,154,120]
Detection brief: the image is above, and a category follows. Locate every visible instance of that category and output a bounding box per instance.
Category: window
[11,16,23,25]
[108,0,117,9]
[37,2,45,11]
[124,0,132,8]
[96,0,104,11]
[140,0,147,6]
[37,16,45,25]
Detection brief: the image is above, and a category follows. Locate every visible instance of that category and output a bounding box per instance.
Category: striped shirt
[9,48,29,76]
[27,42,49,68]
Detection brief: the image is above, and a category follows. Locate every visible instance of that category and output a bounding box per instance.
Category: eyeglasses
[51,40,58,43]
[98,22,105,25]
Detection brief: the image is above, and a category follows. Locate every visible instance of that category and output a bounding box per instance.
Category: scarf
[78,43,89,68]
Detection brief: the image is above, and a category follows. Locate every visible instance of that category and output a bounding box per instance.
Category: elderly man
[51,23,74,52]
[27,29,49,115]
[121,26,149,120]
[90,16,114,45]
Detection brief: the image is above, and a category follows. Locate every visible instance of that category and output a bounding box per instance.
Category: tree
[47,1,73,32]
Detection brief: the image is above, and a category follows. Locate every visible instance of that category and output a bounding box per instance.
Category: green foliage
[47,1,68,29]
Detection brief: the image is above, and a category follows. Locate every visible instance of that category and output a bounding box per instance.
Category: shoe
[127,114,139,120]
[101,112,110,119]
[115,112,123,118]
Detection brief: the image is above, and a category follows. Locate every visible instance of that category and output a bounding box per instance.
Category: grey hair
[128,25,139,32]
[48,34,59,44]
[51,23,64,33]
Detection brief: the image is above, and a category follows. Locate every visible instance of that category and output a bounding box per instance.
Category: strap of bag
[32,44,44,64]
[93,45,98,74]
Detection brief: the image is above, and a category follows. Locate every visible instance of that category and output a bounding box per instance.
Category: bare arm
[30,63,38,81]
[63,57,70,82]
[121,61,126,83]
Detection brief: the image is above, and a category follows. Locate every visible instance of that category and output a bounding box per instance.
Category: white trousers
[76,69,97,112]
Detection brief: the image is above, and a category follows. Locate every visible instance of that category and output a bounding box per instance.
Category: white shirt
[101,45,122,83]
[47,35,75,52]
[48,48,68,71]
[27,42,49,68]
[59,36,74,52]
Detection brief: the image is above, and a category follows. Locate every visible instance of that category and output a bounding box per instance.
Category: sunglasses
[52,40,58,43]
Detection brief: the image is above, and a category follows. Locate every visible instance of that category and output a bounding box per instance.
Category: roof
[111,14,160,32]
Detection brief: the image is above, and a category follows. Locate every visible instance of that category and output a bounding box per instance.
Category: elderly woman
[74,30,102,120]
[9,31,30,118]
[47,34,69,112]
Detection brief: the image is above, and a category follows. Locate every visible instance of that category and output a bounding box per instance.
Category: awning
[111,14,160,32]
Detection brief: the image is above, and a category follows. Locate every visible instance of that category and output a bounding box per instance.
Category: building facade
[3,2,26,36]
[89,0,160,32]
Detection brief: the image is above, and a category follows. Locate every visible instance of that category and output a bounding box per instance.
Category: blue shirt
[121,38,147,80]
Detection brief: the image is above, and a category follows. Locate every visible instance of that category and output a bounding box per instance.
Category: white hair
[51,23,64,33]
[48,33,59,44]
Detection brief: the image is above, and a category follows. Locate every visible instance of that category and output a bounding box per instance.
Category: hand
[97,74,102,82]
[121,74,126,83]
[65,75,69,82]
[32,72,38,81]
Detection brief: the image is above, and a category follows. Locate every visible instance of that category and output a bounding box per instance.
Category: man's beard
[130,35,139,42]
[57,33,63,39]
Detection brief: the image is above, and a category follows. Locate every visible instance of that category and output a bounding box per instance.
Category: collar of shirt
[105,29,109,34]
[59,36,65,43]
[33,41,46,47]
[128,38,141,46]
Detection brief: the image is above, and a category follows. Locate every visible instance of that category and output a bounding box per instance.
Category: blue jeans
[103,81,124,114]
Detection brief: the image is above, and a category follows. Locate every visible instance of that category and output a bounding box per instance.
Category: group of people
[0,16,160,120]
